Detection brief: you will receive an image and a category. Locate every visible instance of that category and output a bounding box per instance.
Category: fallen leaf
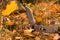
[35,16,42,23]
[6,21,14,25]
[2,1,18,16]
[24,29,34,36]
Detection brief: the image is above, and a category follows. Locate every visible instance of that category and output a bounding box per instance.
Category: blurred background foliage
[0,0,60,40]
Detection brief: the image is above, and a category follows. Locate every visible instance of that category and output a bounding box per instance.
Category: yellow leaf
[27,3,31,7]
[2,1,18,16]
[23,21,28,25]
[35,16,42,23]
